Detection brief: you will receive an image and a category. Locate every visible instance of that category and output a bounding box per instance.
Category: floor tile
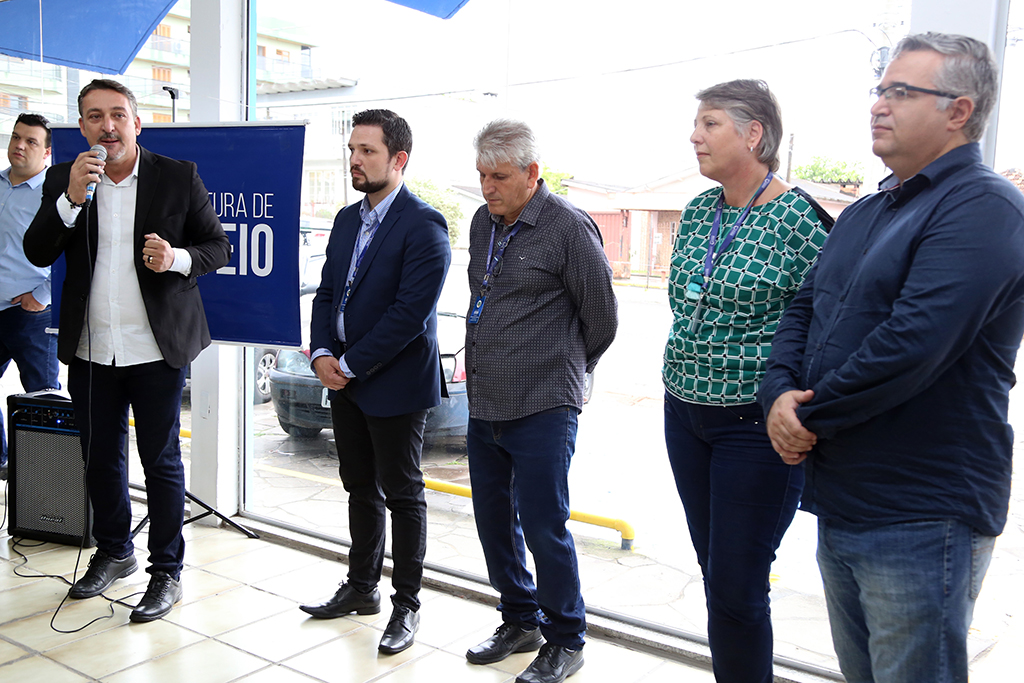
[377,649,511,682]
[235,663,327,682]
[103,638,267,683]
[184,531,268,567]
[283,625,429,683]
[0,577,79,626]
[218,607,362,662]
[416,594,504,649]
[0,654,91,682]
[46,618,205,679]
[639,658,717,682]
[0,637,30,666]
[251,559,344,603]
[161,584,294,637]
[199,542,320,585]
[568,638,665,682]
[0,595,130,652]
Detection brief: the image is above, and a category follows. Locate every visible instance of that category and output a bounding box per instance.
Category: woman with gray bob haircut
[662,78,831,682]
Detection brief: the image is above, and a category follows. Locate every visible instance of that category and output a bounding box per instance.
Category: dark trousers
[664,393,803,683]
[330,389,428,611]
[467,407,586,650]
[0,305,60,465]
[68,358,187,578]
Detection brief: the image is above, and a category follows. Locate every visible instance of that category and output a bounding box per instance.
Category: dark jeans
[664,393,803,683]
[0,305,60,465]
[68,358,187,578]
[467,407,586,649]
[330,390,428,611]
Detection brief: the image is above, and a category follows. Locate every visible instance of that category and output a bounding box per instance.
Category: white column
[909,0,1011,167]
[186,0,251,521]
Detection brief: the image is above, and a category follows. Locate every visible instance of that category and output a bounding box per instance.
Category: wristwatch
[64,190,86,209]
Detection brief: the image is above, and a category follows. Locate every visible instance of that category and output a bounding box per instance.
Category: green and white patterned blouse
[663,187,829,405]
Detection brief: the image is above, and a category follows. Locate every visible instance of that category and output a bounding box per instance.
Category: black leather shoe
[378,604,420,654]
[516,643,584,683]
[467,622,544,664]
[69,551,138,599]
[130,572,182,623]
[300,583,381,619]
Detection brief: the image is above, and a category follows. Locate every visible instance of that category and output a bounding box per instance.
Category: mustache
[99,133,121,142]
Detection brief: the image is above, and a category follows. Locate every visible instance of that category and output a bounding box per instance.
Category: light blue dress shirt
[0,166,50,311]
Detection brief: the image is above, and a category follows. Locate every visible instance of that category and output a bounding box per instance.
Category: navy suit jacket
[310,184,450,418]
[24,146,229,369]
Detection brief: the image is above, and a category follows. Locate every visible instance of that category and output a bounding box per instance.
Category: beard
[351,172,388,195]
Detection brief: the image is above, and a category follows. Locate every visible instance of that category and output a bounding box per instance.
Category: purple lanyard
[702,170,773,283]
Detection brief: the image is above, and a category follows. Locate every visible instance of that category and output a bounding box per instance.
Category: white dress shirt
[57,150,191,366]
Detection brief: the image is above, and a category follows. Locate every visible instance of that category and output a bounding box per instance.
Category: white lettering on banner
[252,193,274,219]
[209,192,248,218]
[216,222,274,277]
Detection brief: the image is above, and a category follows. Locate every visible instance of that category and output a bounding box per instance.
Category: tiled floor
[0,512,716,683]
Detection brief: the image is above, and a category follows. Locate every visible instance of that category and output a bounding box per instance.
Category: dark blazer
[24,146,230,368]
[310,184,450,418]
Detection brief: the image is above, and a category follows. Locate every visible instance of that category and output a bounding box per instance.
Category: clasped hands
[766,389,817,465]
[313,356,350,390]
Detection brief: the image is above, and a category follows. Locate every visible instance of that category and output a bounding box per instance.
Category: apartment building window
[154,24,171,38]
[308,170,338,205]
[153,113,173,123]
[276,49,290,62]
[331,108,352,138]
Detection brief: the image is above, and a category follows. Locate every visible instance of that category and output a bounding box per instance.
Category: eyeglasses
[871,83,961,102]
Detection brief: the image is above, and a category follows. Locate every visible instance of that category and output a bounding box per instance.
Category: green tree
[541,165,571,195]
[406,178,464,246]
[794,156,864,184]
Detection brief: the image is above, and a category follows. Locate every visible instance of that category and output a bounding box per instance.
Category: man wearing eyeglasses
[463,119,617,683]
[761,32,1024,683]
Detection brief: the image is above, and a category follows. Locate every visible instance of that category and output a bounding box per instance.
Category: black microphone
[84,144,107,205]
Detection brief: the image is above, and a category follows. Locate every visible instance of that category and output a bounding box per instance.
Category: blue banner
[49,123,305,348]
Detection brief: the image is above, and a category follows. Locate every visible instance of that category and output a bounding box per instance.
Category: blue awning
[0,0,178,75]
[385,0,471,19]
[0,0,468,77]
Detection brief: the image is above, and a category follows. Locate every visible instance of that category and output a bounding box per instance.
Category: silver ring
[148,256,153,263]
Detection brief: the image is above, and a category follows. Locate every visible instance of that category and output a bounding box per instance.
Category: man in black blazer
[24,79,229,623]
[299,109,450,655]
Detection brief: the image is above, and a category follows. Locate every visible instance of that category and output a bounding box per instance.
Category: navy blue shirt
[761,143,1024,536]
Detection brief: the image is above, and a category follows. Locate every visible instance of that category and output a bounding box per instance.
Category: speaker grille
[9,396,94,547]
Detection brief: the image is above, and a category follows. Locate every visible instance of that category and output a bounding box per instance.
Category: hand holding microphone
[84,144,107,204]
[66,145,107,206]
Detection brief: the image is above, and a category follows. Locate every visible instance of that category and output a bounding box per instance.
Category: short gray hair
[78,78,139,118]
[696,79,783,172]
[891,32,998,142]
[474,119,540,171]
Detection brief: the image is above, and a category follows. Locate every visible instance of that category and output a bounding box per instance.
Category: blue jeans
[817,518,995,683]
[664,393,803,683]
[0,305,60,465]
[467,407,586,649]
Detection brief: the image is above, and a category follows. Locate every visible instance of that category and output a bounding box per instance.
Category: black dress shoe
[467,621,544,664]
[69,551,138,599]
[378,604,420,654]
[300,583,381,619]
[516,643,584,683]
[130,571,182,623]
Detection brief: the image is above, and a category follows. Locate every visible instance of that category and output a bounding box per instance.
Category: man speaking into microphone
[24,79,229,623]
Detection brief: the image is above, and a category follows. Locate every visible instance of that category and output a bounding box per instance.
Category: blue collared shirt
[761,143,1024,537]
[0,166,50,311]
[311,182,403,376]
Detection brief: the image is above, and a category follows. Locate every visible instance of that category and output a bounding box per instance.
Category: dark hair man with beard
[300,109,451,656]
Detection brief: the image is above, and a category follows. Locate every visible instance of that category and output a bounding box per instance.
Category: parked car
[269,311,469,439]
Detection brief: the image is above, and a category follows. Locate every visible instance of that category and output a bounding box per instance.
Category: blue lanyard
[481,220,522,292]
[340,218,380,312]
[702,170,774,283]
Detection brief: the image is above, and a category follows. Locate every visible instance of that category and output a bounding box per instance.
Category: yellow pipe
[254,464,635,549]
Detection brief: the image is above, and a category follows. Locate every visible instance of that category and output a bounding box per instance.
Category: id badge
[468,294,486,324]
[685,282,703,301]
